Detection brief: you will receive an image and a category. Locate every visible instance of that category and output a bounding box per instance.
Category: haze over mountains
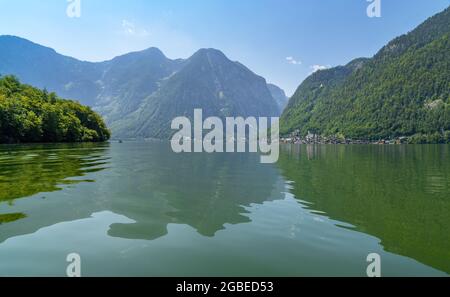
[281,6,450,143]
[3,6,448,143]
[0,36,287,139]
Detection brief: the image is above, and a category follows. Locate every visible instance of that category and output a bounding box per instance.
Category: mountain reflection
[277,144,450,274]
[105,143,284,240]
[0,142,284,243]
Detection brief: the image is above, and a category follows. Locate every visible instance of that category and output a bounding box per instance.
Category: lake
[0,142,448,276]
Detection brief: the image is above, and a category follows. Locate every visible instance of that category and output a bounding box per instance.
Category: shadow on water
[0,142,284,243]
[277,144,450,274]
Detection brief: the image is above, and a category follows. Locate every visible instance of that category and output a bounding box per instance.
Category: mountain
[92,48,185,124]
[281,58,369,135]
[0,36,102,106]
[0,76,110,143]
[267,83,289,113]
[111,48,280,138]
[281,6,450,143]
[0,36,284,139]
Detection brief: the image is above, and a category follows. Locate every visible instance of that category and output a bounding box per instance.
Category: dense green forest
[281,7,450,143]
[0,76,110,143]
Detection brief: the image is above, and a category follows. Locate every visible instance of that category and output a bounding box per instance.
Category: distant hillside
[0,76,110,143]
[0,36,284,139]
[267,84,289,113]
[281,6,450,143]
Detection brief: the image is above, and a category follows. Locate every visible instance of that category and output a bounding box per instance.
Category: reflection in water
[103,143,285,240]
[0,143,111,202]
[0,213,26,225]
[0,142,284,243]
[277,144,450,274]
[0,143,111,228]
[1,142,449,276]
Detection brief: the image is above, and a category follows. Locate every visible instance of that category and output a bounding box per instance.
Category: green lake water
[0,142,448,276]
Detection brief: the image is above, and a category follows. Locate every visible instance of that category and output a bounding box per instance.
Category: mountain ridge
[0,36,284,139]
[111,48,280,138]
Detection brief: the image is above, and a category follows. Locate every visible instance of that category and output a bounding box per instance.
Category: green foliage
[0,76,110,143]
[407,132,449,144]
[281,7,450,144]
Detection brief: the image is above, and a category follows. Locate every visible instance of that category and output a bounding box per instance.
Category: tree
[0,76,111,144]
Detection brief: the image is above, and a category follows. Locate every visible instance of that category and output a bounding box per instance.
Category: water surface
[0,142,448,276]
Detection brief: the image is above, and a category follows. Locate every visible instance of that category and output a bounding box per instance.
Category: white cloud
[310,64,330,73]
[286,56,301,65]
[121,20,150,37]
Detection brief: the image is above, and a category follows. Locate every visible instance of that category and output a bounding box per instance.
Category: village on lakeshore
[281,130,410,145]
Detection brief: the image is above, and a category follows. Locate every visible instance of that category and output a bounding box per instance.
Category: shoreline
[280,136,448,145]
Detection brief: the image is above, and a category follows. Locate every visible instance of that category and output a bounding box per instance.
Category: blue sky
[0,0,449,95]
